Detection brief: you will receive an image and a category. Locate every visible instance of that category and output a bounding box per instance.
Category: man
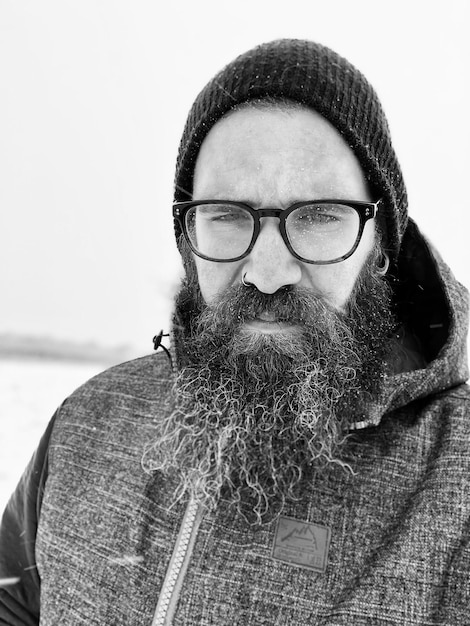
[1,39,469,625]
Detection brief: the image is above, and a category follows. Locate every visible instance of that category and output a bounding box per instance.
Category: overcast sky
[1,0,469,356]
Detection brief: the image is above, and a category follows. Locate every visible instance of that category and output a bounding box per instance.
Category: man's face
[192,106,376,318]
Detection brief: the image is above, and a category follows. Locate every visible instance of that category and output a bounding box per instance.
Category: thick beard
[142,242,396,524]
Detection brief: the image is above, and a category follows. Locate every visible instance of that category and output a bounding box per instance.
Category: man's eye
[202,208,250,223]
[300,211,337,223]
[211,211,242,221]
[295,209,339,225]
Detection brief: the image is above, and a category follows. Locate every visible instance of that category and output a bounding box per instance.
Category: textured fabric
[0,419,53,625]
[35,360,470,625]
[0,220,469,624]
[174,39,408,262]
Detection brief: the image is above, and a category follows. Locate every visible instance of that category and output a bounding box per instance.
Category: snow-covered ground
[0,358,105,513]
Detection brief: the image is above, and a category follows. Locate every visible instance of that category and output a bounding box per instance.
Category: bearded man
[1,39,469,625]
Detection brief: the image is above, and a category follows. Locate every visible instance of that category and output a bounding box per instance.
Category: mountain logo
[272,515,330,573]
[281,524,319,548]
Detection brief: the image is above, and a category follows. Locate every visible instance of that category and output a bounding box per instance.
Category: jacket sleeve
[0,412,57,625]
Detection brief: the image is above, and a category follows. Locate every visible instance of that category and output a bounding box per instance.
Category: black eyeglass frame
[173,198,381,265]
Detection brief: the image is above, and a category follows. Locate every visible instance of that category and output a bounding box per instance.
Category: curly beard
[142,241,396,524]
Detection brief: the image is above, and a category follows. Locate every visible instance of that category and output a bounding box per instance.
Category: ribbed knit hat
[174,39,408,262]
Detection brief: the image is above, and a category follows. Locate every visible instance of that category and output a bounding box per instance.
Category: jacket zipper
[151,499,201,625]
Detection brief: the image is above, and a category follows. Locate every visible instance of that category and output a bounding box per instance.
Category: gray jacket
[1,220,469,625]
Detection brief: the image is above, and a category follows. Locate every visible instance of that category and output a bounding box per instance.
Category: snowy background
[1,0,469,510]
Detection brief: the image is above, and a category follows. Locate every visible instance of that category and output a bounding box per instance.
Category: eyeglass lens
[185,203,361,262]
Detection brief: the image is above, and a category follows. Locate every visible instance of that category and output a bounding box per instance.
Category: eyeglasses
[173,199,381,264]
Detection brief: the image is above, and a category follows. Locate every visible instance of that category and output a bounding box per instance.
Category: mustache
[195,284,342,333]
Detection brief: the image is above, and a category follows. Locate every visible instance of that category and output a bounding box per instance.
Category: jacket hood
[352,218,469,429]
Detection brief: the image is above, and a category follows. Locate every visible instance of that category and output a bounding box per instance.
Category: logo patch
[272,515,330,573]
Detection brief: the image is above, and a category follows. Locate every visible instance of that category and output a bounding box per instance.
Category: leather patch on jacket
[272,515,330,573]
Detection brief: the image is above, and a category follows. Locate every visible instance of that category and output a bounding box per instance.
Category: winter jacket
[0,220,469,625]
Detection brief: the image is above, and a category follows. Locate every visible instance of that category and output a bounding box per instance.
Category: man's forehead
[204,102,350,149]
[193,105,370,203]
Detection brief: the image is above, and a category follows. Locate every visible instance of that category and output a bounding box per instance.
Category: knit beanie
[174,39,408,263]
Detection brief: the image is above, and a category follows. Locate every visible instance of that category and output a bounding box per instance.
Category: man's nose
[242,218,302,293]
